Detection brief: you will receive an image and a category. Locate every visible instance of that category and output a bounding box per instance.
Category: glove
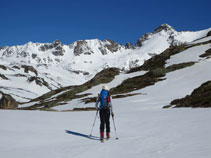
[111,112,114,117]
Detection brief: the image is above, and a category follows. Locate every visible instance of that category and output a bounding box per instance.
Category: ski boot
[100,132,104,143]
[106,132,110,140]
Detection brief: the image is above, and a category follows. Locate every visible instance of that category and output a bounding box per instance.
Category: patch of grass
[129,44,187,72]
[112,93,142,99]
[20,68,120,110]
[80,97,97,104]
[167,81,211,108]
[199,48,211,58]
[110,71,166,95]
[72,107,96,111]
[166,62,196,73]
[39,108,58,112]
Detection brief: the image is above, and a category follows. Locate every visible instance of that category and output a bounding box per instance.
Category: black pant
[100,109,110,133]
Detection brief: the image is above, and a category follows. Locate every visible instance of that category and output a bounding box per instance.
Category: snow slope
[0,99,211,158]
[1,34,211,158]
[0,24,210,102]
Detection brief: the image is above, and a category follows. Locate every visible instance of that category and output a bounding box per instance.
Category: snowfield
[0,106,211,158]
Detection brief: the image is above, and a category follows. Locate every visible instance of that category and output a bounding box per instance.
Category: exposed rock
[2,48,15,57]
[69,69,90,75]
[153,24,175,33]
[20,51,28,58]
[32,54,37,59]
[74,40,94,56]
[0,74,8,80]
[53,40,63,47]
[125,42,135,49]
[39,40,65,56]
[13,74,27,77]
[207,31,211,37]
[39,44,53,51]
[0,92,18,109]
[104,39,120,52]
[99,47,108,55]
[28,76,51,90]
[136,33,152,47]
[21,65,38,76]
[136,24,175,47]
[0,65,7,70]
[12,66,20,69]
[52,40,65,56]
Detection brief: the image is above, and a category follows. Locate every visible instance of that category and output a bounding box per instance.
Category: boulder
[0,92,18,109]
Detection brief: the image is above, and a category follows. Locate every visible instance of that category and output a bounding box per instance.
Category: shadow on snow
[65,130,100,141]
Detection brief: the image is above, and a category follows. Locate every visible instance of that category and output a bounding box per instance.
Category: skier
[95,85,114,142]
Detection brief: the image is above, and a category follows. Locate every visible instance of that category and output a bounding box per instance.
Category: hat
[102,85,109,90]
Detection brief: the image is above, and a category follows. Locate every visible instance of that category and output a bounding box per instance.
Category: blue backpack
[100,89,109,109]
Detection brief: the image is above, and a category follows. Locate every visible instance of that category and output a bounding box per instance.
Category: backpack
[100,89,110,109]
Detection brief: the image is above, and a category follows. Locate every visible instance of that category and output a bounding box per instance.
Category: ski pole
[112,115,119,140]
[89,109,99,136]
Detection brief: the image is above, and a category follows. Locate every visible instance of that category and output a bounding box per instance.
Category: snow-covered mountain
[1,31,211,158]
[0,24,210,102]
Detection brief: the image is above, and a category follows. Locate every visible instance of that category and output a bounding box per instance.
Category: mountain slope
[18,35,211,111]
[1,25,211,158]
[0,24,210,102]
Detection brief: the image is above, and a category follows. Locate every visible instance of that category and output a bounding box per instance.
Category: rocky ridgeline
[0,24,210,107]
[39,40,65,56]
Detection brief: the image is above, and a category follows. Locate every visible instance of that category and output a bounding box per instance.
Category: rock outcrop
[74,40,94,56]
[39,40,65,56]
[0,92,18,109]
[125,42,135,49]
[104,39,120,52]
[207,31,211,37]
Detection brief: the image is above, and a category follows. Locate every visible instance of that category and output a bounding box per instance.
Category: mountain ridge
[0,24,210,103]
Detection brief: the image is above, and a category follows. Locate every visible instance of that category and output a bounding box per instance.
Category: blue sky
[0,0,210,46]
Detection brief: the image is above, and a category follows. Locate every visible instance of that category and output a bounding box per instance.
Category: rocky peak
[74,40,94,56]
[104,39,121,53]
[125,42,135,49]
[136,24,176,47]
[39,40,65,56]
[154,24,175,33]
[136,33,152,47]
[52,40,63,47]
